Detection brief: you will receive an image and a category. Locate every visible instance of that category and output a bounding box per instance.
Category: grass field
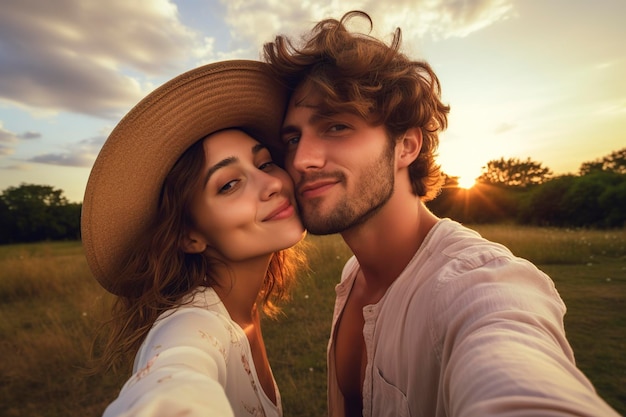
[0,225,624,416]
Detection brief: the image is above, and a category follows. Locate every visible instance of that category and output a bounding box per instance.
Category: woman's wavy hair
[264,10,450,201]
[92,130,306,373]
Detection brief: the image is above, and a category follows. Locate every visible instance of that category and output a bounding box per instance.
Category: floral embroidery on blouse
[239,352,268,416]
[127,353,160,387]
[157,375,173,384]
[227,322,241,346]
[204,309,273,415]
[242,402,268,417]
[198,330,227,362]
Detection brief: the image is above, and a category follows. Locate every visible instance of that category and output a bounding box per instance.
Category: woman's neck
[211,255,271,326]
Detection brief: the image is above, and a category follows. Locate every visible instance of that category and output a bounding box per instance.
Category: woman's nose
[259,171,283,200]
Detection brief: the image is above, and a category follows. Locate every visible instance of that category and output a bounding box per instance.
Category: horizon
[1,0,624,203]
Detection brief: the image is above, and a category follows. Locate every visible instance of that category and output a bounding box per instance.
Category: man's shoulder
[416,219,556,298]
[402,218,549,293]
[426,219,514,265]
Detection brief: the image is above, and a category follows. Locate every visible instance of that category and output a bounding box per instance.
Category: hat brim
[81,60,288,294]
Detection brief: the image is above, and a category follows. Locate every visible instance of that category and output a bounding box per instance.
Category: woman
[82,60,306,417]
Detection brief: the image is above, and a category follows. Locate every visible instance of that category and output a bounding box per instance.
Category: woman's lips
[263,200,295,221]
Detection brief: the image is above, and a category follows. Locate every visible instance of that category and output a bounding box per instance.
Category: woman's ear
[396,128,422,169]
[181,229,208,254]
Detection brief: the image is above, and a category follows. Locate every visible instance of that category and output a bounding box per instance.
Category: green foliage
[598,180,626,227]
[434,148,626,228]
[0,183,81,244]
[579,147,626,175]
[429,183,524,224]
[477,157,552,187]
[518,172,626,228]
[517,175,577,227]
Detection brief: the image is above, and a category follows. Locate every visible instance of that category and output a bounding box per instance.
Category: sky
[1,0,624,202]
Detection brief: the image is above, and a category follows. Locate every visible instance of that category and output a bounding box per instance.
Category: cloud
[494,122,516,134]
[17,131,41,140]
[0,122,43,158]
[219,0,516,51]
[0,145,15,157]
[0,126,18,144]
[0,0,515,108]
[418,0,516,39]
[29,152,95,167]
[27,135,106,167]
[0,0,514,120]
[0,0,210,119]
[0,163,31,171]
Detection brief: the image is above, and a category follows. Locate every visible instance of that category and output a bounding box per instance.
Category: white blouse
[102,287,282,417]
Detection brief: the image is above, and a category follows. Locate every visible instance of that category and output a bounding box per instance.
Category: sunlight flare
[458,176,476,189]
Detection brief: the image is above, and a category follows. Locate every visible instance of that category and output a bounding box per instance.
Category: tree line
[0,184,81,244]
[428,147,626,228]
[0,148,624,244]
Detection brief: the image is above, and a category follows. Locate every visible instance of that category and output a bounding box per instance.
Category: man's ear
[396,127,422,168]
[181,229,208,254]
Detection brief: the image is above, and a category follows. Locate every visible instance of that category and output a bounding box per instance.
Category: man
[263,10,620,417]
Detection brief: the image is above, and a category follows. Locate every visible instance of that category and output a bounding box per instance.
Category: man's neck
[341,197,439,293]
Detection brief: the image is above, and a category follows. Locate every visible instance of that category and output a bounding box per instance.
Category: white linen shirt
[103,287,281,417]
[327,219,620,417]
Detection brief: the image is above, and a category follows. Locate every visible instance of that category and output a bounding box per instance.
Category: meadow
[0,225,624,416]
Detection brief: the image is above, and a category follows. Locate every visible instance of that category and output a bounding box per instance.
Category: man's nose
[289,133,325,173]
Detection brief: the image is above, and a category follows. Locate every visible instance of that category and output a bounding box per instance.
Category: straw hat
[81,60,288,294]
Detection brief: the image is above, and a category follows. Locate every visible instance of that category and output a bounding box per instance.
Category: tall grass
[264,235,352,415]
[469,224,626,264]
[0,242,117,416]
[0,226,624,416]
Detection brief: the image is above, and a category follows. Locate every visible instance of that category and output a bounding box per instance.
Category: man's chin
[301,212,348,235]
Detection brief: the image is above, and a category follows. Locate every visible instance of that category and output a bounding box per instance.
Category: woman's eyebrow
[252,143,268,155]
[203,143,268,187]
[204,156,236,187]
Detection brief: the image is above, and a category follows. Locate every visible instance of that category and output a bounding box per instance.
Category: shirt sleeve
[436,257,621,417]
[102,308,235,417]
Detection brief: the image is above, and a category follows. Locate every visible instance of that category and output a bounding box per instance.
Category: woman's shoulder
[141,287,241,358]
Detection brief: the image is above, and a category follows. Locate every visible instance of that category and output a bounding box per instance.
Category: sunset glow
[0,1,624,202]
[458,176,477,189]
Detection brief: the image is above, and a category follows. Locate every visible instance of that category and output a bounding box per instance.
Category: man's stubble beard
[298,143,396,235]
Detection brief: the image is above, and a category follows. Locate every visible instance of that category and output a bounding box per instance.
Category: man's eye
[284,135,300,146]
[328,124,348,133]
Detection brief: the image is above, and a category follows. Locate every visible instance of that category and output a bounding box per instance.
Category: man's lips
[262,200,295,221]
[298,179,339,199]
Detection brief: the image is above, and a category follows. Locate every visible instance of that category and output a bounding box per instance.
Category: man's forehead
[290,81,324,109]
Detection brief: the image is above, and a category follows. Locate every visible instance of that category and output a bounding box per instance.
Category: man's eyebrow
[203,143,269,187]
[280,124,299,137]
[281,112,326,137]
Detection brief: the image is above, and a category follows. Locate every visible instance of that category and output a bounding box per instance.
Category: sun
[457,176,476,189]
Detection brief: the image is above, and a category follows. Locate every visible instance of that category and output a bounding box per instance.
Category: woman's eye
[219,179,239,194]
[259,161,276,171]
